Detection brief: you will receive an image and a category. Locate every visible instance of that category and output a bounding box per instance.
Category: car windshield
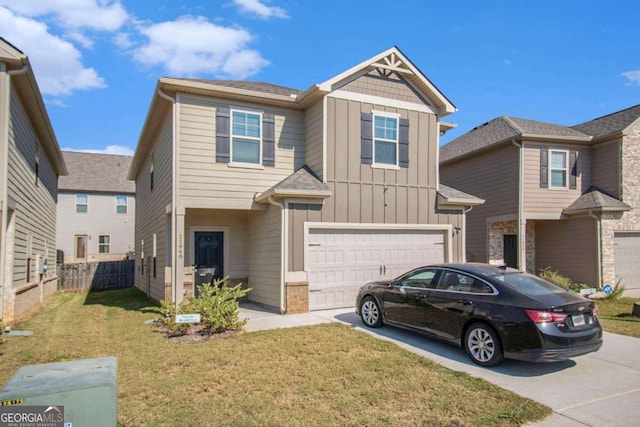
[492,272,566,296]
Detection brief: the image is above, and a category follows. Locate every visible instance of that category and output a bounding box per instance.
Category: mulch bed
[151,321,239,343]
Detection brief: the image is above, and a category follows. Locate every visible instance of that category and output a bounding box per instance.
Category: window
[98,235,110,254]
[400,269,437,289]
[438,272,494,294]
[76,194,88,213]
[116,195,127,214]
[231,110,262,164]
[373,114,398,166]
[550,150,568,188]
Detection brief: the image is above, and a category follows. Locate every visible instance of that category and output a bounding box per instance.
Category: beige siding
[57,192,135,262]
[522,142,592,214]
[134,111,173,302]
[339,70,429,105]
[536,217,598,286]
[304,100,324,179]
[592,140,621,198]
[7,89,58,287]
[440,144,519,263]
[247,205,281,308]
[177,94,305,200]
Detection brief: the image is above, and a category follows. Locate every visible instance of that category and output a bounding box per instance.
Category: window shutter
[398,118,409,168]
[216,107,230,163]
[361,112,373,164]
[262,113,275,167]
[540,149,548,188]
[569,150,577,189]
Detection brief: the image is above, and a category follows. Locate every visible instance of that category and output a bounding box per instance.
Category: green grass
[0,288,551,426]
[596,297,640,338]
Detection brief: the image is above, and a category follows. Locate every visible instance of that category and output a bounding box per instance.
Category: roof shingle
[169,79,301,97]
[564,187,631,213]
[59,151,134,193]
[572,104,640,139]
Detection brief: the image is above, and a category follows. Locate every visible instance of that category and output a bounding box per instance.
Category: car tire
[464,322,504,367]
[360,296,383,328]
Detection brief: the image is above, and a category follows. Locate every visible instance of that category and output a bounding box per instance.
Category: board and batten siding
[522,142,592,215]
[57,192,135,261]
[247,205,281,308]
[440,144,519,263]
[134,111,173,302]
[591,140,621,199]
[536,217,598,286]
[7,88,58,286]
[304,99,324,180]
[177,94,305,201]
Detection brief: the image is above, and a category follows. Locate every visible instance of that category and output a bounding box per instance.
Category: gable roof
[563,186,631,215]
[440,116,591,164]
[254,165,332,202]
[59,151,134,193]
[572,104,640,140]
[437,184,485,207]
[0,38,67,175]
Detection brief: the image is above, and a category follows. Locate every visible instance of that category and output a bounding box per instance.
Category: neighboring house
[440,105,640,294]
[0,38,67,322]
[129,46,483,313]
[57,151,135,263]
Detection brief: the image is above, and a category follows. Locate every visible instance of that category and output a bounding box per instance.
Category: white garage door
[614,233,640,291]
[307,228,446,310]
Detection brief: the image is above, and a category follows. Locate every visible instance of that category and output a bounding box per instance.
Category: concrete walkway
[240,303,640,427]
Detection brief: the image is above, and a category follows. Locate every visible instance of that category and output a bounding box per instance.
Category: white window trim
[116,195,128,214]
[372,112,399,168]
[98,235,110,254]
[548,149,569,190]
[76,194,88,213]
[230,109,263,166]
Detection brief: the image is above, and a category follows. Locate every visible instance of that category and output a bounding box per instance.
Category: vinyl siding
[440,144,519,263]
[57,192,135,262]
[134,111,173,302]
[591,140,620,198]
[7,86,58,286]
[177,94,305,200]
[304,100,324,179]
[339,69,429,105]
[247,205,281,308]
[536,217,598,286]
[522,142,591,215]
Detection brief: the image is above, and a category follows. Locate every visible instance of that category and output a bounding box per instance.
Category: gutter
[588,210,602,289]
[511,139,524,270]
[267,195,287,314]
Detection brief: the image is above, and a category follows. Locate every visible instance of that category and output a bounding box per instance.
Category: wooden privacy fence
[57,260,135,292]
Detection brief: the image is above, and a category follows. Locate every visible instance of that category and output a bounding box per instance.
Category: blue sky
[1,1,639,156]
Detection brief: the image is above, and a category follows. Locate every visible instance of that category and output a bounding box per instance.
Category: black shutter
[398,118,409,168]
[262,113,275,167]
[569,150,577,189]
[361,112,373,164]
[216,107,230,163]
[540,149,548,188]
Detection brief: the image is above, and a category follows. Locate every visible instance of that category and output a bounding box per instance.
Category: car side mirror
[389,280,399,287]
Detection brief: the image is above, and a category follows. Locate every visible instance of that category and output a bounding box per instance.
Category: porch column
[174,211,185,305]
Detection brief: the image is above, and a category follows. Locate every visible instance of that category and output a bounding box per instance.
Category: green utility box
[0,356,117,427]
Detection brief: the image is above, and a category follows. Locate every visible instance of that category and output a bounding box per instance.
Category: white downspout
[0,63,28,320]
[588,210,602,289]
[268,195,286,314]
[157,87,178,306]
[511,139,524,270]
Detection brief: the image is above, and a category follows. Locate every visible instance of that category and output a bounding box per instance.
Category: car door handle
[457,300,473,305]
[418,294,428,299]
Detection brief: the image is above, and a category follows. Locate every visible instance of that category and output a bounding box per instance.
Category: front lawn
[596,296,640,338]
[0,288,550,426]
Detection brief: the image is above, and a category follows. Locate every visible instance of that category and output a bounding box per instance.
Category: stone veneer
[285,281,309,314]
[488,220,536,273]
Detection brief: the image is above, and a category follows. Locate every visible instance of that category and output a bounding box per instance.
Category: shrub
[158,299,190,336]
[0,318,5,345]
[182,278,251,332]
[605,279,625,300]
[538,267,589,293]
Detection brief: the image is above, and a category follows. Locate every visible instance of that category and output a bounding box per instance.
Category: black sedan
[355,263,603,366]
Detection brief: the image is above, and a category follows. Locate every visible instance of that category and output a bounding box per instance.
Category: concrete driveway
[241,304,640,427]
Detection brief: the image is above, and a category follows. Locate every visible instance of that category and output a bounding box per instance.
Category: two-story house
[440,105,640,296]
[57,151,135,263]
[0,38,68,322]
[129,47,483,313]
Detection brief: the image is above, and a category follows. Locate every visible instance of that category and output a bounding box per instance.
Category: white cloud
[62,145,135,156]
[0,0,128,31]
[132,16,269,78]
[621,70,640,86]
[46,98,69,108]
[0,7,106,95]
[232,0,288,19]
[112,32,133,49]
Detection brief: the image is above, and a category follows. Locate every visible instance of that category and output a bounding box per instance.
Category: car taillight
[525,309,567,324]
[592,305,599,316]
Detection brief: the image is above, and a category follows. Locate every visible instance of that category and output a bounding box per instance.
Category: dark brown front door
[503,235,518,268]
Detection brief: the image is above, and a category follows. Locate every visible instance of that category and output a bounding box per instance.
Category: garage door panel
[307,228,445,310]
[615,233,640,291]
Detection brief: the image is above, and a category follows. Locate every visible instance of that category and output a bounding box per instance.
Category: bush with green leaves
[0,318,5,345]
[158,277,251,335]
[538,267,589,293]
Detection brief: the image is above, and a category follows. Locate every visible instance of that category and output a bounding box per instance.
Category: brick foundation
[285,281,309,314]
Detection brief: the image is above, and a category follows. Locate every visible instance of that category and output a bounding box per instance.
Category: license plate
[572,314,585,327]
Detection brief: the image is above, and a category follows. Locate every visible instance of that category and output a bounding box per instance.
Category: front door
[194,231,224,277]
[503,235,518,268]
[75,235,87,261]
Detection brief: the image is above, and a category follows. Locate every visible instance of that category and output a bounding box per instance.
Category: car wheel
[360,296,383,328]
[464,322,504,367]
